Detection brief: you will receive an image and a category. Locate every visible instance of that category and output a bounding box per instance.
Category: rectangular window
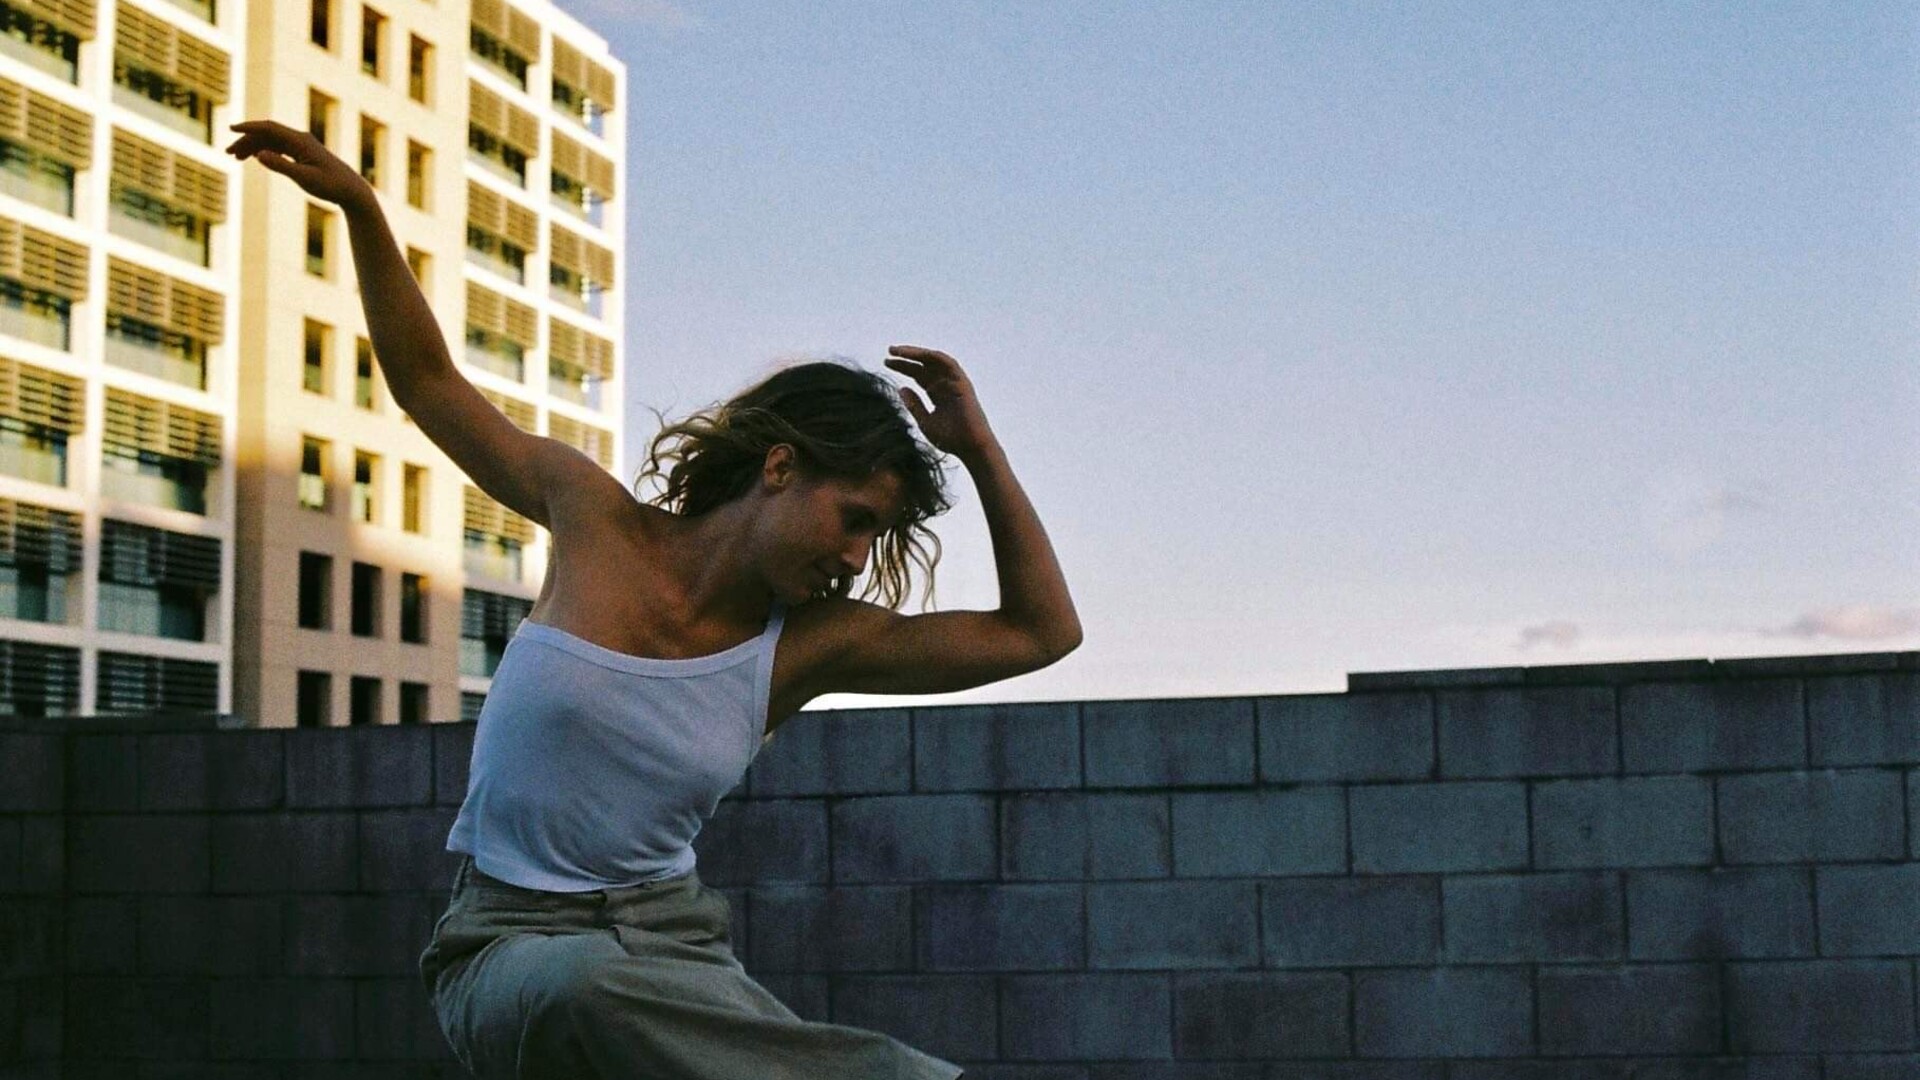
[408,34,432,104]
[300,435,330,511]
[353,450,380,523]
[350,561,380,636]
[361,6,386,79]
[358,114,385,189]
[399,681,428,724]
[308,89,336,147]
[402,464,425,534]
[306,203,331,276]
[297,670,331,726]
[298,551,332,629]
[303,318,331,395]
[405,140,430,209]
[2,7,82,82]
[311,0,332,48]
[350,675,381,724]
[355,336,376,409]
[400,571,425,641]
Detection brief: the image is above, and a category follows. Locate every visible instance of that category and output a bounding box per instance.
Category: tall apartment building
[0,0,625,726]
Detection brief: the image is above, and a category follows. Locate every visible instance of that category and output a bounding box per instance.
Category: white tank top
[445,600,787,892]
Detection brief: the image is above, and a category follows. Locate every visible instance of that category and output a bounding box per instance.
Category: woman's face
[777,465,907,603]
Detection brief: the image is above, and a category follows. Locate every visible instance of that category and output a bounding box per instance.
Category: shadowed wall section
[2,648,1917,1077]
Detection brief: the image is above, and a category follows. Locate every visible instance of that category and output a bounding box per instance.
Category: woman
[226,119,1081,1078]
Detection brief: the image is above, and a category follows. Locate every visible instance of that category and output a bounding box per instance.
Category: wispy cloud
[1516,620,1582,651]
[1764,604,1920,641]
[559,0,698,31]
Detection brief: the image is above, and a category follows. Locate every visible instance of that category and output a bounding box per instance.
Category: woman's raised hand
[224,120,375,211]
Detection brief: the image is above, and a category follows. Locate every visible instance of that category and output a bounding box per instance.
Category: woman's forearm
[962,437,1083,655]
[340,189,455,400]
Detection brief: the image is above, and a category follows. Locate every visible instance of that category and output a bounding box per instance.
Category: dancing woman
[226,119,1081,1079]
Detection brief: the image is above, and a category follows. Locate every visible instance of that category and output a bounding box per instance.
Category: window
[405,140,429,209]
[350,560,379,636]
[308,89,336,146]
[2,138,78,217]
[358,114,385,188]
[465,224,526,284]
[300,435,330,510]
[298,551,332,629]
[402,464,425,533]
[405,247,430,292]
[297,670,330,726]
[0,414,70,487]
[104,312,208,391]
[310,0,331,48]
[356,336,377,409]
[360,6,385,78]
[107,184,212,266]
[467,124,527,187]
[400,571,425,641]
[399,681,428,724]
[350,675,380,724]
[1,2,83,83]
[303,318,331,395]
[306,203,331,276]
[0,278,72,351]
[408,34,432,104]
[112,59,215,143]
[353,449,379,523]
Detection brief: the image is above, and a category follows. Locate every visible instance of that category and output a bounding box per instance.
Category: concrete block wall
[2,648,1917,1077]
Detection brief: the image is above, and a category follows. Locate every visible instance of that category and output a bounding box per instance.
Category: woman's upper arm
[402,364,626,532]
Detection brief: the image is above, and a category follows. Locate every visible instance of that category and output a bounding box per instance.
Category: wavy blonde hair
[631,359,955,613]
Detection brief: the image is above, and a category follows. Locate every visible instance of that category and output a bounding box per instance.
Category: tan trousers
[418,854,966,1080]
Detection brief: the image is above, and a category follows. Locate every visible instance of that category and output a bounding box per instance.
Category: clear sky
[568,1,1919,708]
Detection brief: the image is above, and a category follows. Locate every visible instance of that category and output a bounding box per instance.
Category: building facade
[0,0,625,726]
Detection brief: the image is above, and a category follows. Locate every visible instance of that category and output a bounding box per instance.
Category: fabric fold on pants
[418,854,966,1080]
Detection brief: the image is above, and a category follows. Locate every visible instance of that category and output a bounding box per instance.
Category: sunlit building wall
[0,0,626,726]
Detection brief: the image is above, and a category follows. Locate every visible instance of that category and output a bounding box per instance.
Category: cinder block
[1269,1063,1448,1080]
[286,893,441,977]
[1626,867,1815,960]
[1350,782,1528,874]
[1533,776,1713,869]
[206,977,355,1058]
[65,895,135,975]
[354,977,449,1059]
[136,894,282,976]
[68,735,137,812]
[1172,971,1348,1059]
[1536,963,1720,1056]
[0,735,62,812]
[1809,673,1920,767]
[1621,679,1805,773]
[1001,791,1169,881]
[1438,685,1616,779]
[746,708,913,797]
[429,722,473,807]
[1726,960,1914,1052]
[913,701,1080,792]
[1171,788,1344,877]
[17,815,62,894]
[139,731,283,811]
[831,974,996,1062]
[694,798,829,885]
[1443,872,1622,962]
[211,812,357,893]
[1348,665,1526,692]
[1448,1062,1627,1080]
[1824,1054,1920,1080]
[1087,880,1258,970]
[1628,1059,1820,1080]
[1718,770,1904,864]
[1000,973,1170,1060]
[15,973,59,1061]
[1261,876,1440,968]
[358,807,461,891]
[0,897,59,978]
[831,795,994,883]
[1913,769,1919,860]
[744,884,913,972]
[1257,691,1433,784]
[1084,698,1254,788]
[62,976,208,1060]
[286,726,432,809]
[68,814,210,894]
[1816,864,1920,956]
[0,817,17,894]
[917,883,1083,971]
[1352,967,1533,1058]
[1719,653,1907,677]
